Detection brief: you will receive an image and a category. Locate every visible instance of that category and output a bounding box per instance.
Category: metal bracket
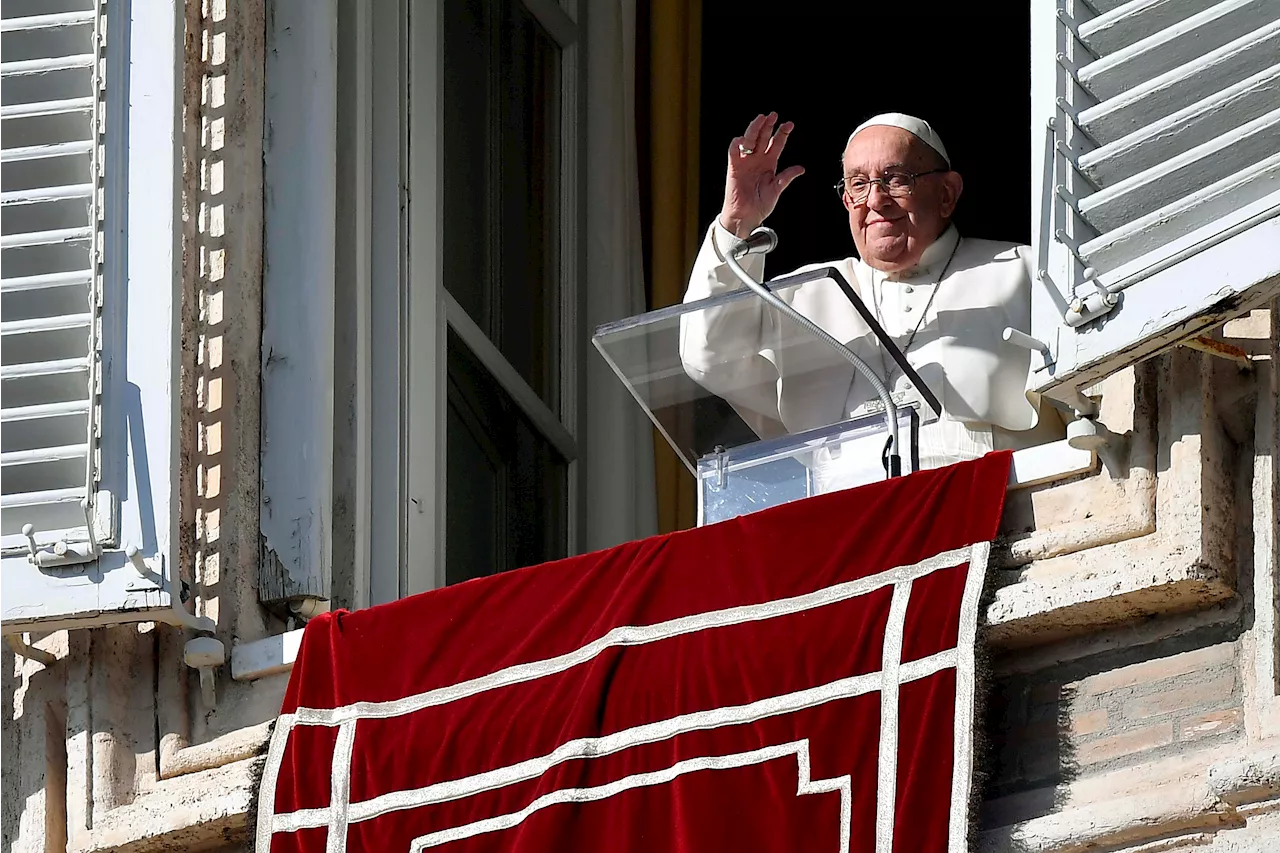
[1055,140,1100,192]
[712,445,728,491]
[22,524,97,569]
[184,636,225,709]
[1067,415,1110,451]
[1003,327,1055,374]
[5,634,58,666]
[1064,289,1119,327]
[1054,50,1085,84]
[125,547,216,633]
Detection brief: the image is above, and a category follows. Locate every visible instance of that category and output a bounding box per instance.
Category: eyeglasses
[833,168,949,204]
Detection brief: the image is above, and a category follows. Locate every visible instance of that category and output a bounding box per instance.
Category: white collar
[867,225,961,282]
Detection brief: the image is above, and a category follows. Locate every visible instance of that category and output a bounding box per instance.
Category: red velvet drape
[262,451,1011,852]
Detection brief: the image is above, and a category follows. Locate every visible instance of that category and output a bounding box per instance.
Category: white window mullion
[557,6,586,555]
[259,0,338,608]
[367,0,412,605]
[406,0,448,596]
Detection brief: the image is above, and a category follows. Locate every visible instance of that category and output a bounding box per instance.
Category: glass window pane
[441,0,493,331]
[445,330,567,584]
[445,400,500,584]
[442,0,561,411]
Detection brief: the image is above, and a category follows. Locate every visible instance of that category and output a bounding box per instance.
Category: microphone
[730,227,779,258]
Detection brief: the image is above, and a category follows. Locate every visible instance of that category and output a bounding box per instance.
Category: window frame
[317,0,585,606]
[400,0,585,596]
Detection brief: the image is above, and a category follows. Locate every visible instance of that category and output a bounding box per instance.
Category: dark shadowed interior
[699,4,1032,274]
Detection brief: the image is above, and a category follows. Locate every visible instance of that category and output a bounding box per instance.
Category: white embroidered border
[290,545,971,728]
[325,720,358,853]
[874,581,912,853]
[256,542,983,853]
[948,541,989,851]
[407,740,850,852]
[256,710,296,853]
[273,649,954,833]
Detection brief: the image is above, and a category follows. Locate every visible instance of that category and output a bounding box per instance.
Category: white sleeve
[678,222,785,438]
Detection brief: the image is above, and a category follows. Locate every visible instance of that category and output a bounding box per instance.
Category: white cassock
[679,222,1063,487]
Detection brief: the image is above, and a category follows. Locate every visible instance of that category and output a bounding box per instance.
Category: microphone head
[748,227,778,254]
[733,227,779,257]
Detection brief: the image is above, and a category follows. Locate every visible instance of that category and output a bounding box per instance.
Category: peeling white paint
[259,0,339,603]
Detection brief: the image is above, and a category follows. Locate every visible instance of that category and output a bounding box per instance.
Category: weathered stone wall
[978,310,1280,851]
[992,638,1242,794]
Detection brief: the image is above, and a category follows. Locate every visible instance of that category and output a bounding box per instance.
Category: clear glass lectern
[593,266,937,526]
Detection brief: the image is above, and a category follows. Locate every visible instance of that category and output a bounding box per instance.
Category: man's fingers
[752,111,778,151]
[741,113,767,146]
[765,121,794,161]
[776,164,806,191]
[729,113,783,161]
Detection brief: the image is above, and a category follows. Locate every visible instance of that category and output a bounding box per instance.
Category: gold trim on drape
[646,0,701,533]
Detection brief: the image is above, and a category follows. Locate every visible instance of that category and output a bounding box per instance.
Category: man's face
[841,126,962,273]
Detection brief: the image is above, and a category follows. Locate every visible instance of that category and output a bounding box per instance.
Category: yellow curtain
[646,0,702,533]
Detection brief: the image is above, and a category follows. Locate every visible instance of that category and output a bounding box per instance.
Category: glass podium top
[592,266,940,476]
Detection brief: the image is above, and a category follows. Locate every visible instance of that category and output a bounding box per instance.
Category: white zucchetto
[848,113,950,168]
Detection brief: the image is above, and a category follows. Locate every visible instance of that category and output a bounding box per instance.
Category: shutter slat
[1,444,89,466]
[1077,0,1277,101]
[1,269,94,292]
[0,488,86,509]
[1,313,93,336]
[1,140,94,163]
[0,183,94,205]
[1,55,95,76]
[0,12,96,32]
[1,400,91,422]
[1080,153,1280,270]
[1078,105,1280,232]
[0,227,94,249]
[0,358,90,380]
[1077,18,1280,143]
[1079,62,1280,187]
[0,96,95,119]
[1080,0,1226,56]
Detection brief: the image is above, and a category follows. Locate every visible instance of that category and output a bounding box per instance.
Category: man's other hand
[718,112,806,239]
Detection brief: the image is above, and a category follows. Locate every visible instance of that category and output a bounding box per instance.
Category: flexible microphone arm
[722,227,903,476]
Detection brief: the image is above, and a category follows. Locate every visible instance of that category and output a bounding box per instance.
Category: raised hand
[718,112,806,239]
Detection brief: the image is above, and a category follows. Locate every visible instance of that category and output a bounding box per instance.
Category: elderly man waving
[680,111,1062,475]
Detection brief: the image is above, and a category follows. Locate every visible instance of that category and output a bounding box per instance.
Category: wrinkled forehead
[843,126,939,174]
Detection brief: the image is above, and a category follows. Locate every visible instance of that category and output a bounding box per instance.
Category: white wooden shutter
[2,0,190,633]
[1030,0,1280,404]
[1,6,102,557]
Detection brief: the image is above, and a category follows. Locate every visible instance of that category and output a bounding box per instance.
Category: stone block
[1072,643,1235,697]
[1076,722,1174,765]
[1127,673,1236,719]
[1178,708,1242,742]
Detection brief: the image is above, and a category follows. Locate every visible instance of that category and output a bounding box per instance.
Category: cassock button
[903,304,914,313]
[904,285,914,294]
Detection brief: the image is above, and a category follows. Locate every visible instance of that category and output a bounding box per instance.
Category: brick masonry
[985,637,1241,797]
